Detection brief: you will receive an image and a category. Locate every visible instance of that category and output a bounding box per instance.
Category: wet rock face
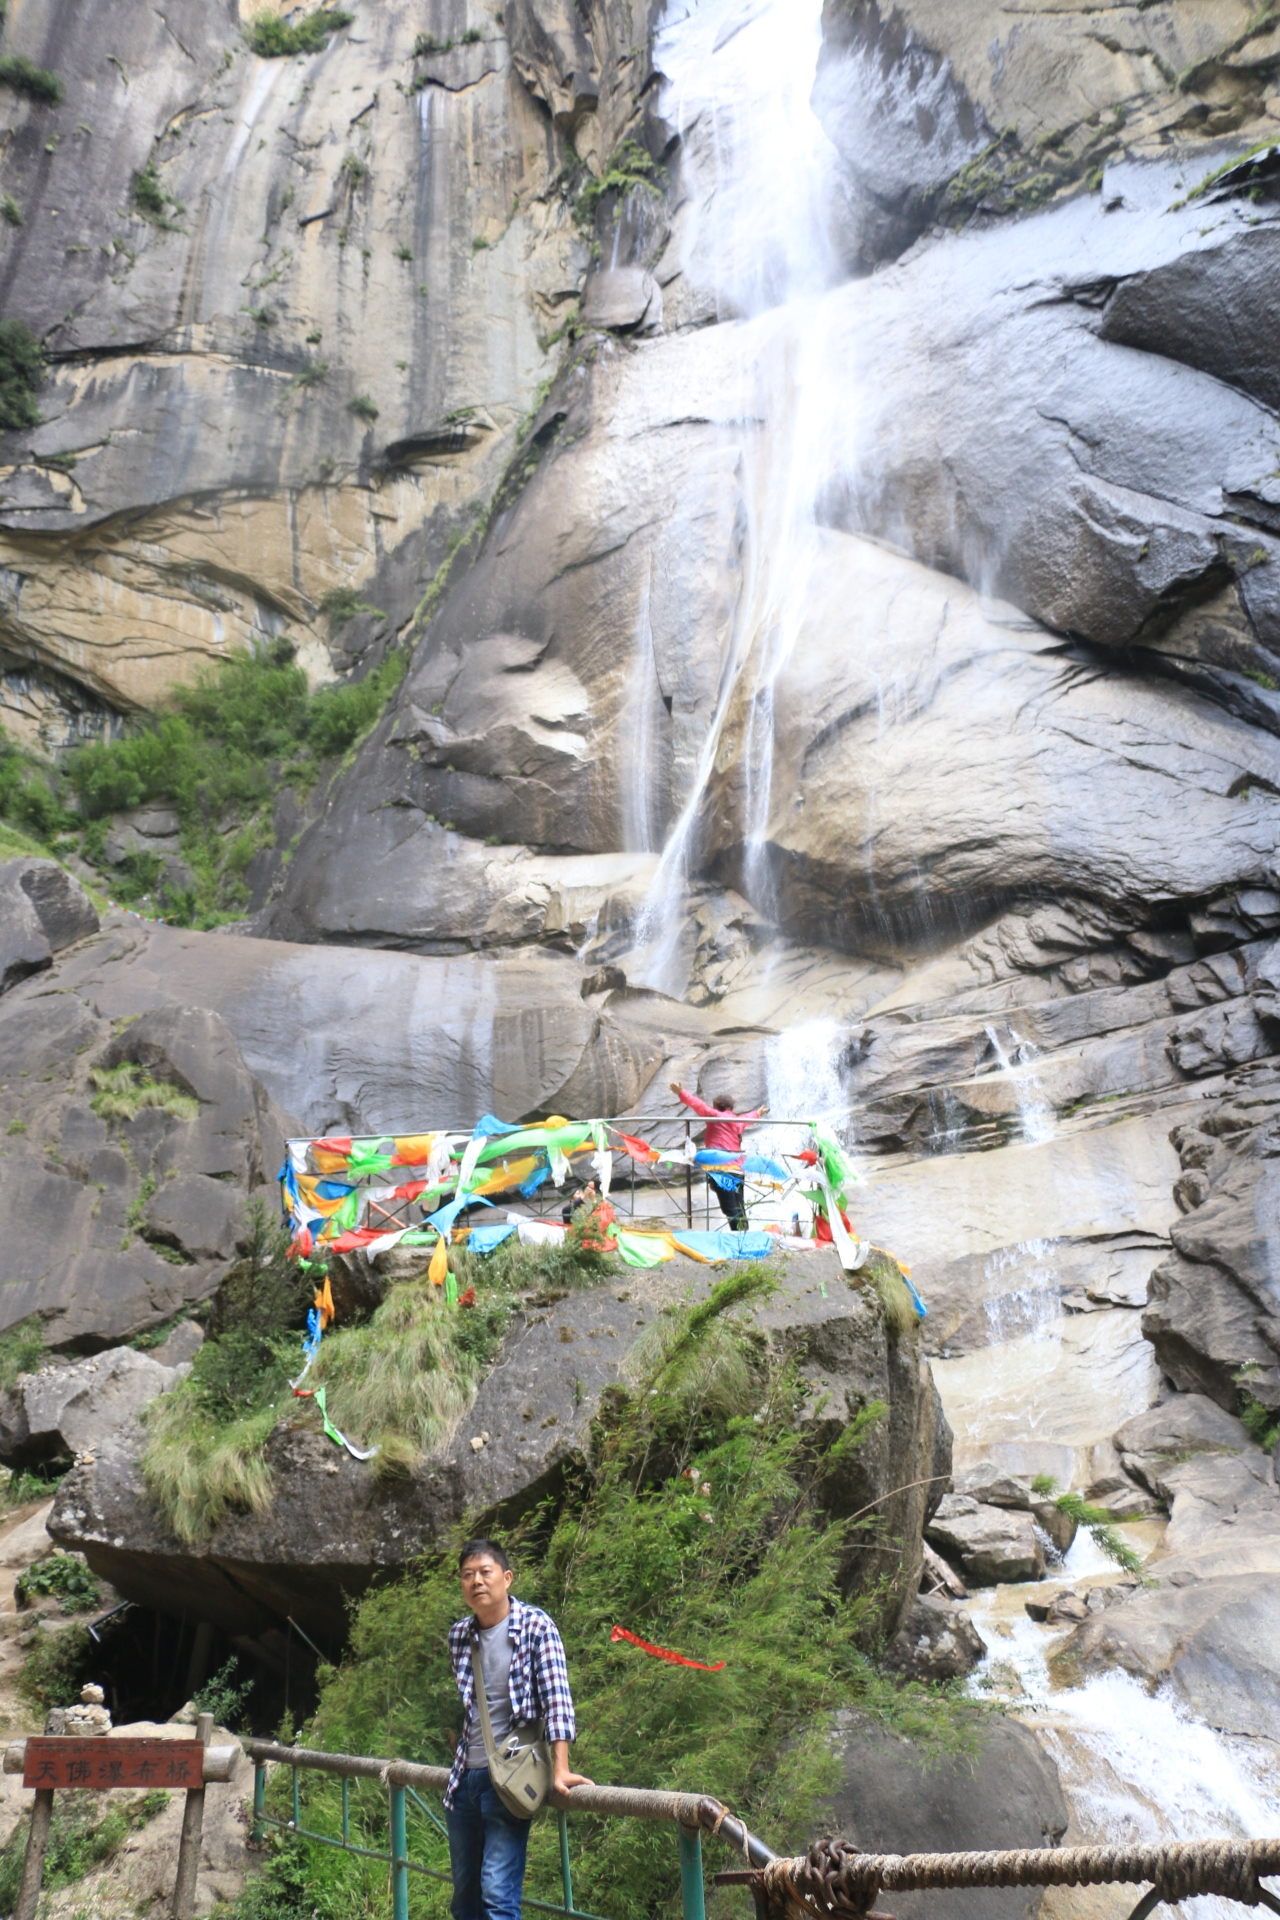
[1142,1065,1280,1414]
[0,978,293,1353]
[50,1256,948,1645]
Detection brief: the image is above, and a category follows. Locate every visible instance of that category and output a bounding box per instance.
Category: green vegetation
[0,54,65,103]
[577,139,661,228]
[410,27,483,57]
[193,1654,255,1729]
[89,1063,199,1122]
[19,1621,92,1711]
[348,392,378,423]
[133,158,168,219]
[0,1318,46,1393]
[61,641,405,924]
[15,1551,100,1613]
[1174,135,1280,208]
[1237,1381,1280,1452]
[141,1208,311,1541]
[1036,1482,1145,1577]
[231,1271,978,1920]
[1,1464,65,1511]
[340,152,370,187]
[318,585,385,629]
[1,194,22,225]
[0,1790,168,1908]
[247,10,353,57]
[0,318,43,430]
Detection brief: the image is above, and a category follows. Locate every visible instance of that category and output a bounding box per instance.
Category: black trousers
[711,1176,747,1232]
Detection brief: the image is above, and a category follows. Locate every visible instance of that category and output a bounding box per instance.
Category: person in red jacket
[670,1082,765,1231]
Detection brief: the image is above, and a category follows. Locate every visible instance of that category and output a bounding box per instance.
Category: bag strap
[470,1627,502,1770]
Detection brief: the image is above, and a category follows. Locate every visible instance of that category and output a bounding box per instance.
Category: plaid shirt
[445,1596,577,1807]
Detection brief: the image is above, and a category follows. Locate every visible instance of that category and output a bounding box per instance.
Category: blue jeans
[447,1767,532,1920]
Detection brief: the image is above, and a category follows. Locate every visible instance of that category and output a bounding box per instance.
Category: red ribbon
[610,1625,725,1671]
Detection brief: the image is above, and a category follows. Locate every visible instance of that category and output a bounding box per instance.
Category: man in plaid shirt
[446,1539,591,1920]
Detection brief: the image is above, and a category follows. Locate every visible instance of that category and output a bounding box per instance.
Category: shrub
[0,1789,167,1909]
[0,55,65,104]
[0,1317,45,1391]
[347,393,378,423]
[1,194,22,226]
[247,10,353,58]
[0,318,42,431]
[193,1654,255,1729]
[16,1552,100,1613]
[19,1621,91,1710]
[307,653,403,757]
[133,158,168,219]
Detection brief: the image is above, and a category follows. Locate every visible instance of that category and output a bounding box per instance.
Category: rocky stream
[5,0,1280,1914]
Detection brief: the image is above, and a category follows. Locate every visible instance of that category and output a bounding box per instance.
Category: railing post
[14,1788,54,1920]
[679,1827,705,1920]
[251,1761,266,1844]
[558,1808,575,1913]
[389,1780,409,1920]
[684,1122,692,1228]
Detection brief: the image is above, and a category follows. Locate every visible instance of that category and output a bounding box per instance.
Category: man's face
[460,1554,514,1617]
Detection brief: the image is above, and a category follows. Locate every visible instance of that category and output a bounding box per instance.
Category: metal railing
[244,1740,774,1920]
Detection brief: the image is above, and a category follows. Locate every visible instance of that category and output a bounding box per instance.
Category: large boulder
[820,1712,1069,1920]
[50,1255,949,1646]
[0,978,295,1352]
[0,1348,186,1470]
[0,859,98,994]
[926,1495,1045,1586]
[882,1591,984,1683]
[1055,1572,1280,1743]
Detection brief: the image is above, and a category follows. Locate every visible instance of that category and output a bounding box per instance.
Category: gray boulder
[882,1592,984,1683]
[51,1257,948,1647]
[1142,1079,1280,1412]
[0,1349,185,1470]
[1055,1573,1280,1742]
[926,1495,1045,1585]
[0,859,98,995]
[0,978,295,1353]
[821,1712,1068,1920]
[1114,1392,1249,1497]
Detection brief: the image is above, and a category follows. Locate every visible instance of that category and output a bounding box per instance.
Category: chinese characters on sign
[22,1737,204,1791]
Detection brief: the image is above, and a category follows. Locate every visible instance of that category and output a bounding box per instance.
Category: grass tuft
[308,1281,481,1459]
[89,1063,199,1122]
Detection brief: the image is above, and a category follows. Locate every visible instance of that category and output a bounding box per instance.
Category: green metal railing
[245,1741,773,1920]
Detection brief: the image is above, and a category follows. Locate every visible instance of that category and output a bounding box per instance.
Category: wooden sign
[22,1737,204,1791]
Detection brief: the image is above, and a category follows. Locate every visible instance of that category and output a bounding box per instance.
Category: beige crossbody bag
[470,1628,553,1820]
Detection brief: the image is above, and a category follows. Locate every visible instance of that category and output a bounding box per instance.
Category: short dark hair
[458,1537,510,1573]
[713,1094,733,1111]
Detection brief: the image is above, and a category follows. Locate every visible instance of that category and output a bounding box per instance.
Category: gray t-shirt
[465,1617,514,1768]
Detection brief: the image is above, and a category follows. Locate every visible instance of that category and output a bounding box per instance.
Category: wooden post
[172,1711,213,1920]
[14,1788,54,1920]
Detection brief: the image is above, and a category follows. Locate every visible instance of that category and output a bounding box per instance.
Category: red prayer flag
[610,1625,725,1671]
[314,1137,352,1155]
[614,1131,659,1163]
[392,1181,429,1202]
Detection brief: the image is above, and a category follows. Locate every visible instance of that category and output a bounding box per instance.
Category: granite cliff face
[6,0,1280,1849]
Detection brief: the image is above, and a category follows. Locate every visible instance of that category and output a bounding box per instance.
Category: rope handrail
[741,1837,1280,1920]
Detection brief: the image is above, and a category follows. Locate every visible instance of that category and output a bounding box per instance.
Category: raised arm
[670,1080,717,1118]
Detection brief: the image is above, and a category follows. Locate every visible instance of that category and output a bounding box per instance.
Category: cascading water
[642,0,1273,1873]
